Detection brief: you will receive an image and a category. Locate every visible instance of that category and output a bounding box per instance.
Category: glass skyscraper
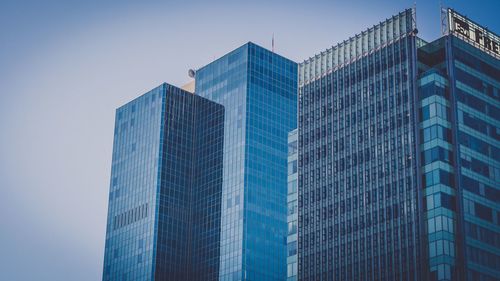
[297,7,499,281]
[102,83,224,281]
[417,9,500,281]
[196,42,297,281]
[102,7,498,281]
[298,8,421,281]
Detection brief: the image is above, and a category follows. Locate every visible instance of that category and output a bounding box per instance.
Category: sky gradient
[1,0,499,280]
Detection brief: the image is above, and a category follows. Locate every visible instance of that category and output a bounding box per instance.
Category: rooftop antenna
[272,33,275,53]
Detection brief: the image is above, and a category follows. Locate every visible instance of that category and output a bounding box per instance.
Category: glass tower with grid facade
[195,42,297,281]
[298,8,423,281]
[417,9,500,281]
[297,7,499,281]
[287,129,299,281]
[102,83,224,281]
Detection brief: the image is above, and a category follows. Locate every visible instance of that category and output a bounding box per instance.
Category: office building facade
[298,8,421,281]
[417,9,500,281]
[196,42,297,281]
[102,83,224,281]
[297,7,499,281]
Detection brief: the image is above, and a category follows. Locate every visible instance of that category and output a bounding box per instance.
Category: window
[288,221,297,235]
[421,146,452,165]
[421,102,449,121]
[287,262,298,277]
[428,240,454,258]
[288,140,298,155]
[288,200,298,215]
[289,180,298,194]
[423,169,455,188]
[421,125,452,143]
[459,131,500,158]
[440,193,456,211]
[475,203,493,222]
[288,160,298,175]
[288,241,297,257]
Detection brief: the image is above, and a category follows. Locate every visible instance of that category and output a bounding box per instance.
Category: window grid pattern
[288,129,299,281]
[103,83,224,281]
[417,32,500,281]
[103,84,166,281]
[298,10,421,280]
[451,36,500,281]
[417,38,457,281]
[196,42,297,281]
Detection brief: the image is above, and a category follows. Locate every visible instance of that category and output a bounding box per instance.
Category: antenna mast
[272,33,275,52]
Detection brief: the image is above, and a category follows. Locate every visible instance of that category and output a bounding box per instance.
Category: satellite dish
[188,69,196,78]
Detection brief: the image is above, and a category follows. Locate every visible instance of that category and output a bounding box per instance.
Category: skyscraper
[298,8,421,281]
[417,9,500,281]
[102,83,224,281]
[195,42,297,281]
[297,7,499,281]
[103,42,297,281]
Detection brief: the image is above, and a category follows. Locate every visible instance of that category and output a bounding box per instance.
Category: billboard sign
[447,9,500,59]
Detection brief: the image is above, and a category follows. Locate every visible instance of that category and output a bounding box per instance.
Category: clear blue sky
[0,0,498,280]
